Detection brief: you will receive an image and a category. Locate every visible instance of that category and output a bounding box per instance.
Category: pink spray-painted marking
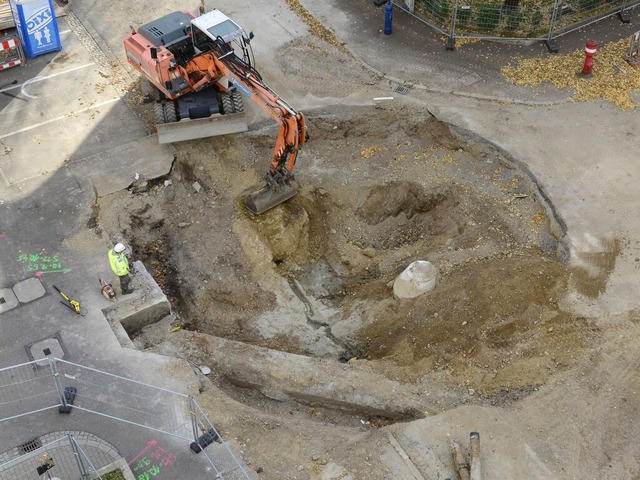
[128,439,157,466]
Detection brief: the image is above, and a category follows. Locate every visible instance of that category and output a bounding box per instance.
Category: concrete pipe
[393,260,438,299]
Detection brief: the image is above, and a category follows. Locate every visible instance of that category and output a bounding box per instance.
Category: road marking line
[0,98,120,140]
[20,63,97,98]
[0,63,95,96]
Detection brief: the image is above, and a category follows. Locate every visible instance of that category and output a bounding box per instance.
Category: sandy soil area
[78,3,637,479]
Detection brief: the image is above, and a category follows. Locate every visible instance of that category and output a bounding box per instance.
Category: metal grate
[393,84,409,95]
[18,438,41,455]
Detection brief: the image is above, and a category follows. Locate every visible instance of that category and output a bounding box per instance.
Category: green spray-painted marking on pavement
[16,253,71,276]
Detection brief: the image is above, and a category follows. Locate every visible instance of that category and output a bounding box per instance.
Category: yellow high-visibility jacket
[108,249,130,277]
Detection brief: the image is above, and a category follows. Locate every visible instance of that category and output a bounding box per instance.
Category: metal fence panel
[190,399,254,480]
[0,358,254,480]
[55,359,194,441]
[410,0,640,41]
[0,360,59,423]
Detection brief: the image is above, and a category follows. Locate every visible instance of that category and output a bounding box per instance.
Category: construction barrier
[0,34,24,71]
[627,30,640,67]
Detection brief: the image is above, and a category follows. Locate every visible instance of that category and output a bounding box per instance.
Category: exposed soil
[96,97,591,403]
[89,21,620,479]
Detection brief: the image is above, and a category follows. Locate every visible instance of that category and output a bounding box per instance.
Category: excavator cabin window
[192,25,212,52]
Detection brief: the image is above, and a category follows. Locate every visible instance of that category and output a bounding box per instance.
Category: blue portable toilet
[9,0,61,58]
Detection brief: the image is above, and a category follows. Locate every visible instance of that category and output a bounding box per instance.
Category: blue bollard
[384,1,393,35]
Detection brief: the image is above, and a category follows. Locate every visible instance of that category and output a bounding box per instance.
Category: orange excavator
[124,6,308,214]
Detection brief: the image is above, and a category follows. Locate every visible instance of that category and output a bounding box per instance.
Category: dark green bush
[579,0,601,10]
[506,11,524,30]
[102,470,126,480]
[431,0,451,22]
[531,9,543,28]
[476,6,501,30]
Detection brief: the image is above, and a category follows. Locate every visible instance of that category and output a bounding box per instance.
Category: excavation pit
[97,105,594,412]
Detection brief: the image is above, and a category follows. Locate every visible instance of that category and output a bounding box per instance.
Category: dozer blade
[244,177,299,214]
[156,113,248,144]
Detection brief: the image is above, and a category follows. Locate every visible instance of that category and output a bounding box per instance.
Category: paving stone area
[0,431,121,480]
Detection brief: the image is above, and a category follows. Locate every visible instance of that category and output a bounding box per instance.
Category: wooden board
[0,3,12,32]
[0,3,64,32]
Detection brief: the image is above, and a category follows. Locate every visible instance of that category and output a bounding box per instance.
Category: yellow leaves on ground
[361,146,381,158]
[284,0,346,51]
[502,39,639,110]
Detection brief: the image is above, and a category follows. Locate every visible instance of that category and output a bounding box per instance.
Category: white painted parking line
[0,63,96,99]
[0,98,120,140]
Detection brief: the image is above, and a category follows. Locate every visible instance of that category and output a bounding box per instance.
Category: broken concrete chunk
[192,181,202,193]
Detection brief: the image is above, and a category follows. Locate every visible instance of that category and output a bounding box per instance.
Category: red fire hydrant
[580,39,598,77]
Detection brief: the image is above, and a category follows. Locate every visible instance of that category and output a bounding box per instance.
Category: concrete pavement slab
[27,335,66,366]
[12,277,46,303]
[0,288,18,314]
[0,17,149,185]
[76,134,176,198]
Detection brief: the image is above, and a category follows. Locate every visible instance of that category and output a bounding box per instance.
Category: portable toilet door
[9,0,61,59]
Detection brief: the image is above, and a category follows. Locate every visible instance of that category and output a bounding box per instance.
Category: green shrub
[102,470,126,480]
[579,0,601,10]
[531,9,543,28]
[506,11,524,30]
[476,6,501,30]
[431,0,451,22]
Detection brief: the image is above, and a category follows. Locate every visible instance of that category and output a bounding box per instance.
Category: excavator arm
[183,39,308,213]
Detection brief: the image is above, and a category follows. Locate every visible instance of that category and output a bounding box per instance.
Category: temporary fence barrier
[394,0,640,51]
[0,357,254,480]
[0,35,24,71]
[627,29,640,66]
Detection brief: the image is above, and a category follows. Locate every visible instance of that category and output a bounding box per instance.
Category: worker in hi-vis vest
[108,243,133,294]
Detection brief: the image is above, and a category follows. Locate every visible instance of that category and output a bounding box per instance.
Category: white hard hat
[114,243,126,253]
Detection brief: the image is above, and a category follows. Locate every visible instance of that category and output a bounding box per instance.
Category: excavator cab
[191,9,255,68]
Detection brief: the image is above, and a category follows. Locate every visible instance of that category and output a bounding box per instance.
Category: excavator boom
[184,30,308,214]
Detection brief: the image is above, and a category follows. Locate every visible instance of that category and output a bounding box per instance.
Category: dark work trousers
[120,273,132,294]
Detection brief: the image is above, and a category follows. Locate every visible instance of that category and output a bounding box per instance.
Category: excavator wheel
[231,91,244,113]
[153,103,165,124]
[244,177,299,215]
[163,102,177,123]
[220,93,233,115]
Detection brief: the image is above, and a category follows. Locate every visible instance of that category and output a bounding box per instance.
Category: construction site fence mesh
[0,357,253,480]
[396,0,640,43]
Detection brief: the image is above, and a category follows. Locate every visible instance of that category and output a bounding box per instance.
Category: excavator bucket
[244,177,299,214]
